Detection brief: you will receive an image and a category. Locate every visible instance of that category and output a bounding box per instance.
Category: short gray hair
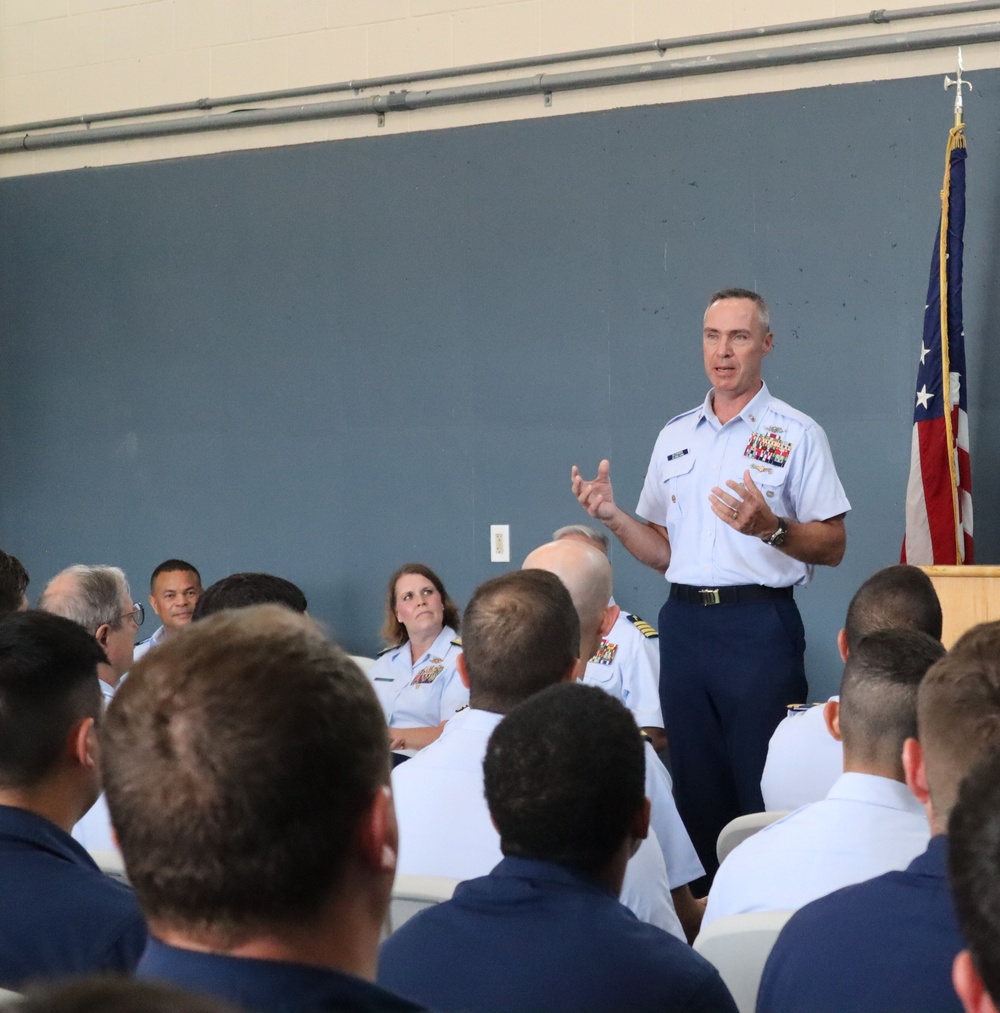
[706,287,770,332]
[552,525,609,553]
[40,565,131,633]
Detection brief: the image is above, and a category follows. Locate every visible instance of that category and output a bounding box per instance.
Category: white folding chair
[349,655,376,676]
[88,848,129,884]
[694,910,794,1013]
[383,874,459,937]
[717,811,788,864]
[0,989,20,1005]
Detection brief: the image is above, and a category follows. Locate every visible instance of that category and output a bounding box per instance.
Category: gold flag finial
[944,48,972,127]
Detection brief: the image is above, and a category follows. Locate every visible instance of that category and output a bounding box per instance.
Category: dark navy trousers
[658,595,806,881]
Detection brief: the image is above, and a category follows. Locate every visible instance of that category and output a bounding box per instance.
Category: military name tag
[666,448,689,461]
[411,660,444,685]
[744,432,792,468]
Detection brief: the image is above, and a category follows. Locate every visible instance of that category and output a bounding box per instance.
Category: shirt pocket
[750,468,790,516]
[660,451,696,519]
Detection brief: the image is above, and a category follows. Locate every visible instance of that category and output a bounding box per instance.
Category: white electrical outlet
[490,524,510,563]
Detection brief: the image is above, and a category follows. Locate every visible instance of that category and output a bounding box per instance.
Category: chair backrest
[717,811,788,864]
[88,848,129,884]
[383,874,459,937]
[694,910,794,1013]
[0,988,21,1005]
[349,655,376,676]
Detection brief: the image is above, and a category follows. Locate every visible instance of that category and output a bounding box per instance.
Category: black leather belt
[669,583,794,606]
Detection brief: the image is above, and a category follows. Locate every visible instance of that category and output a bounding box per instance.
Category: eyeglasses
[116,602,145,628]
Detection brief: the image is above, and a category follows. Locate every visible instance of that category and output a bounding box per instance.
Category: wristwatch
[762,517,789,547]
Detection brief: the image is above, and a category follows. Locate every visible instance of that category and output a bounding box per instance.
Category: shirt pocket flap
[660,451,695,482]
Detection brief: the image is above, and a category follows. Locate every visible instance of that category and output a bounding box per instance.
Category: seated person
[102,605,422,1013]
[379,682,737,1013]
[704,629,941,926]
[0,548,29,616]
[367,564,467,753]
[134,559,203,661]
[0,611,146,988]
[756,621,1000,1013]
[191,572,306,618]
[762,564,942,811]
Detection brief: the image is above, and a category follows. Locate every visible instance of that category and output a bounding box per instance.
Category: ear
[628,797,651,856]
[69,717,97,770]
[762,330,774,355]
[457,652,470,689]
[565,659,582,683]
[823,699,842,742]
[903,738,930,806]
[600,604,620,639]
[837,628,849,661]
[954,950,998,1013]
[148,593,161,619]
[95,623,112,650]
[357,785,398,877]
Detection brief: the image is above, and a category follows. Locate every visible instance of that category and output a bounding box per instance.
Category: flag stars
[916,385,934,410]
[919,345,930,365]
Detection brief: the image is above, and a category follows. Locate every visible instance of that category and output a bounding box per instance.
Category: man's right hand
[572,459,618,521]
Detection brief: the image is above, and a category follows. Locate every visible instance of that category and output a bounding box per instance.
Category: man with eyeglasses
[40,565,145,854]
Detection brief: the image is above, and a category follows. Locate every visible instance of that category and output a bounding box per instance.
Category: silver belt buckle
[699,588,721,606]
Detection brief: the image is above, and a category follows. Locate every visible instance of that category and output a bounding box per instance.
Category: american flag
[902,124,973,565]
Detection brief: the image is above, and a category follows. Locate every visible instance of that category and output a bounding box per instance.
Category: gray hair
[40,565,131,633]
[706,287,770,332]
[552,525,609,554]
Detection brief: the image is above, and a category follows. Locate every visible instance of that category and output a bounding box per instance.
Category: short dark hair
[461,570,579,715]
[0,611,105,788]
[0,550,29,616]
[150,559,201,591]
[191,572,307,620]
[844,564,942,654]
[706,288,770,331]
[12,976,238,1013]
[484,683,645,874]
[380,564,460,648]
[917,620,1000,824]
[838,629,945,778]
[101,605,388,941]
[949,746,1000,1003]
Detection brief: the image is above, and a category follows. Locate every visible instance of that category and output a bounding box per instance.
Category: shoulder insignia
[626,614,658,639]
[376,645,395,657]
[590,640,618,665]
[450,636,462,647]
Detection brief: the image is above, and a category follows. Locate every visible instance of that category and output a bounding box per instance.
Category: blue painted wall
[2,70,998,698]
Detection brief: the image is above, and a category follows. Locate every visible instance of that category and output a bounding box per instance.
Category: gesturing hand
[709,469,778,539]
[571,459,618,521]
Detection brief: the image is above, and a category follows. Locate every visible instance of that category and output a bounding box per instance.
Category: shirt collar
[0,804,98,869]
[393,624,457,666]
[908,834,949,878]
[825,772,925,815]
[697,380,772,429]
[490,855,617,897]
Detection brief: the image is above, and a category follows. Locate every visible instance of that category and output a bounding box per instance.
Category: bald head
[522,540,613,664]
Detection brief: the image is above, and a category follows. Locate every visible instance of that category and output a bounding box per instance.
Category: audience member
[552,524,666,750]
[380,683,738,1013]
[102,605,420,1013]
[133,559,203,661]
[704,629,941,926]
[12,976,237,1013]
[392,566,682,937]
[762,564,943,811]
[949,746,1000,1013]
[0,549,29,615]
[191,572,307,619]
[757,620,1000,1013]
[0,611,146,988]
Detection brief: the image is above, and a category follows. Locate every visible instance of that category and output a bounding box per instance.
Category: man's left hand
[709,470,778,539]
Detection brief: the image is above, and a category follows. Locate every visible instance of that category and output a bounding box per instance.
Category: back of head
[150,559,202,590]
[11,976,239,1013]
[838,629,945,779]
[40,565,131,635]
[0,611,104,789]
[522,539,612,658]
[917,620,1000,828]
[949,746,1000,1006]
[101,605,388,942]
[551,525,609,555]
[461,570,579,715]
[191,572,307,620]
[844,564,942,654]
[0,550,29,616]
[484,682,645,875]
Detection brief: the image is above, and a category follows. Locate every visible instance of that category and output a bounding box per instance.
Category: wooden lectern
[920,566,1000,648]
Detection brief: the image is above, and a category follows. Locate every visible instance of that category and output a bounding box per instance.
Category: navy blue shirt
[139,938,425,1013]
[757,835,962,1013]
[0,804,146,989]
[378,856,738,1013]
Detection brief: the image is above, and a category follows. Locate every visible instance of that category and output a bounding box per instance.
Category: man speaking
[573,288,849,880]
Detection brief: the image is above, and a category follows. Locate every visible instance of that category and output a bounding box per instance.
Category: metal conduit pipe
[0,0,998,137]
[2,21,998,154]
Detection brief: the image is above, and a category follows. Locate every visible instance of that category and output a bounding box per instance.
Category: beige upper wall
[0,0,997,176]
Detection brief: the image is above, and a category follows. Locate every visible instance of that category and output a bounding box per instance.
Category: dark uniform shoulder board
[376,644,395,658]
[626,614,658,639]
[450,636,462,647]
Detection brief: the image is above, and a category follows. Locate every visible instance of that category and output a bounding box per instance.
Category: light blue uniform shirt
[367,624,467,729]
[636,383,850,588]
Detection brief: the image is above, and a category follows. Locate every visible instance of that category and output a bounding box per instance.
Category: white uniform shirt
[72,678,118,854]
[636,383,851,587]
[391,707,685,940]
[702,772,929,928]
[584,603,664,730]
[761,698,843,812]
[132,624,168,663]
[368,625,468,728]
